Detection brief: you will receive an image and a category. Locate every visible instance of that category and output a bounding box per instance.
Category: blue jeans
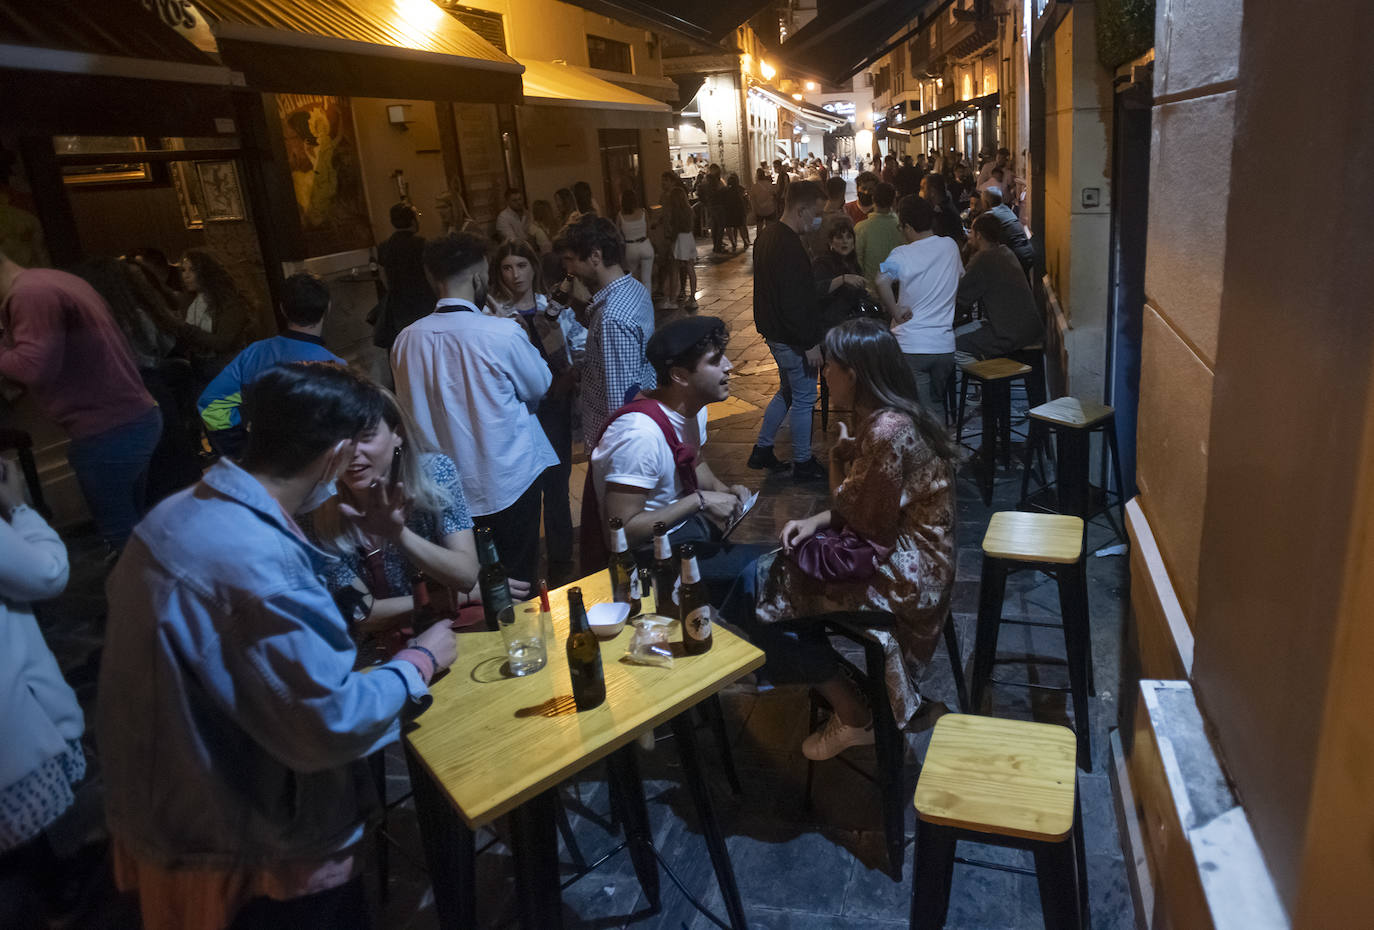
[720,554,840,685]
[66,406,163,549]
[757,341,818,463]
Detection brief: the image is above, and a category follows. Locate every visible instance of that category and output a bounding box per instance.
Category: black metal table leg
[605,743,662,910]
[669,713,749,930]
[702,693,743,795]
[1055,428,1092,520]
[403,741,477,930]
[511,788,563,929]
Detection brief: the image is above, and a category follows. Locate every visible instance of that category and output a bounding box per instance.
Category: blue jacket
[97,459,430,867]
[198,331,342,431]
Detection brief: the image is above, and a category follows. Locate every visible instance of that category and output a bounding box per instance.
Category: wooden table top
[405,570,765,829]
[960,357,1032,381]
[913,714,1078,841]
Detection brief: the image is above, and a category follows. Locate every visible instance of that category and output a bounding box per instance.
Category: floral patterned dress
[755,408,956,727]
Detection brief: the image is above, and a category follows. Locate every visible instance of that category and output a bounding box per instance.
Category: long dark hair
[823,318,958,467]
[489,239,546,305]
[184,248,253,326]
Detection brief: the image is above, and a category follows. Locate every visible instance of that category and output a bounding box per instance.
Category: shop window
[587,35,633,74]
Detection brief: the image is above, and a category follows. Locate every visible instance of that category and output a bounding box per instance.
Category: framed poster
[276,93,374,256]
[170,161,204,229]
[55,135,152,186]
[195,160,245,221]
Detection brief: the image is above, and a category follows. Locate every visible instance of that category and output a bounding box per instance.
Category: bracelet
[407,643,439,674]
[696,490,707,512]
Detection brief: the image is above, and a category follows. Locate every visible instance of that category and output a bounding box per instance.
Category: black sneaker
[747,444,789,471]
[791,457,826,481]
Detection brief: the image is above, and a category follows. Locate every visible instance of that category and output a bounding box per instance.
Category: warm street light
[791,93,803,101]
[760,60,776,81]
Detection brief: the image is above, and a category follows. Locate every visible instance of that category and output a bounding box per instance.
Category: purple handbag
[792,527,894,583]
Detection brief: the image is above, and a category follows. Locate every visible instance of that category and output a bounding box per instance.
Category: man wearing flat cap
[586,316,763,602]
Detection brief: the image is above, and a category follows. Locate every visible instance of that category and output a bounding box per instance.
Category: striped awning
[194,0,524,102]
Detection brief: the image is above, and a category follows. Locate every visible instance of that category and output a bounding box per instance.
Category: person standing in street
[874,195,963,419]
[0,249,160,553]
[374,203,436,359]
[392,233,556,584]
[495,187,535,247]
[855,182,903,286]
[556,216,657,446]
[748,180,829,481]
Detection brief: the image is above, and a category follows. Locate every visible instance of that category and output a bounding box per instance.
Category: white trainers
[801,712,876,761]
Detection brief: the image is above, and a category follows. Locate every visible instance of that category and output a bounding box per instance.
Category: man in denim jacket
[98,362,458,930]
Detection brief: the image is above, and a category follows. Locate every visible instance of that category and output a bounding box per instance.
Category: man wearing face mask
[748,180,828,481]
[99,362,458,929]
[391,233,556,584]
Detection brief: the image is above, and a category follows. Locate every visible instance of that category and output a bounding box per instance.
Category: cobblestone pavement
[35,236,1133,929]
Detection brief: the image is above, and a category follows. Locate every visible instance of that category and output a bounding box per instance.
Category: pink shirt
[0,268,153,438]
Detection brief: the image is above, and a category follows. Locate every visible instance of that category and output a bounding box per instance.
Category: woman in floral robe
[736,318,958,760]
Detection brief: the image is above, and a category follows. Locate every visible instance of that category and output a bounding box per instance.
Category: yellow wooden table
[404,569,764,930]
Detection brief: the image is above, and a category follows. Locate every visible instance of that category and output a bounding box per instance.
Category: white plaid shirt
[580,273,656,446]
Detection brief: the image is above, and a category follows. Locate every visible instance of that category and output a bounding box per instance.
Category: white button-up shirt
[392,299,557,516]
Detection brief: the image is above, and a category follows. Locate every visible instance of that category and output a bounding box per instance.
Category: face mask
[809,213,824,231]
[297,478,337,515]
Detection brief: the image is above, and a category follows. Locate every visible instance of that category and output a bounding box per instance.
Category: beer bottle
[565,587,606,710]
[607,516,642,617]
[476,526,513,632]
[410,571,438,634]
[651,521,678,616]
[677,543,713,655]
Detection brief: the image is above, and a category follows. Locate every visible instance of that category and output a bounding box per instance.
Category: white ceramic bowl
[587,601,631,639]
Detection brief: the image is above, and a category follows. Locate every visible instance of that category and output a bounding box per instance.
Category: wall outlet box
[1082,187,1101,208]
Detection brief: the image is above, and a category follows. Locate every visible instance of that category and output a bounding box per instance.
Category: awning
[553,0,773,47]
[194,0,524,102]
[778,0,943,86]
[747,83,847,131]
[897,91,999,131]
[519,60,671,114]
[0,1,242,134]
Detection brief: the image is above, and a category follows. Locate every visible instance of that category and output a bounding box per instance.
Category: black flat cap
[646,315,726,368]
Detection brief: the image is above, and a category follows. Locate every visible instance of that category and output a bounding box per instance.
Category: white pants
[624,239,655,289]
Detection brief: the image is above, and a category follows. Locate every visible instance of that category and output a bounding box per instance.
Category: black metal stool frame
[969,554,1095,772]
[799,611,970,880]
[1019,417,1127,542]
[955,369,1031,506]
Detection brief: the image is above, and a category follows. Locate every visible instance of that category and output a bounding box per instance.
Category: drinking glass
[498,604,547,676]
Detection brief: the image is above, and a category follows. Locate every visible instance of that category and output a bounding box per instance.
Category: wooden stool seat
[913,714,1077,841]
[960,357,1031,382]
[909,714,1087,930]
[982,512,1085,565]
[1029,397,1114,429]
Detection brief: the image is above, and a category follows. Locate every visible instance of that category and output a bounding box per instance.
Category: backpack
[579,397,700,574]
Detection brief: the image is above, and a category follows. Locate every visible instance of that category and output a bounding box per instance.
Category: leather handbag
[791,527,893,583]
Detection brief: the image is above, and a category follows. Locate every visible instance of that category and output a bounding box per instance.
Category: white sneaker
[801,713,875,761]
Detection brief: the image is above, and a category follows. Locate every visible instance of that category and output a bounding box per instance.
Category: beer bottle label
[684,605,712,641]
[629,570,642,600]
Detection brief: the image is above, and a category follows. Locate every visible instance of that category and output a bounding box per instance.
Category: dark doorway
[1105,71,1152,501]
[598,128,644,216]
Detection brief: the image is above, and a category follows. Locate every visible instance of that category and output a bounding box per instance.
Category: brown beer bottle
[410,571,438,634]
[677,543,713,655]
[607,516,642,617]
[475,525,513,632]
[565,587,606,710]
[650,521,677,616]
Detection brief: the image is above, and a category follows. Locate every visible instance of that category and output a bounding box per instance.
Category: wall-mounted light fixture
[387,104,414,129]
[760,59,776,81]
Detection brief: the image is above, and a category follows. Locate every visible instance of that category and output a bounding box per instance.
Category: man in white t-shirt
[875,194,964,418]
[590,315,762,602]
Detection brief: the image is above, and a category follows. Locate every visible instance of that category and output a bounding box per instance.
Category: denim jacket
[97,459,430,867]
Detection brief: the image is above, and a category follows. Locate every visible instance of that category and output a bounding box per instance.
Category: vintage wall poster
[276,94,373,256]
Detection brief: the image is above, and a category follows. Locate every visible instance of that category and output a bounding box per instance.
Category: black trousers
[473,477,544,585]
[228,874,369,930]
[536,390,575,570]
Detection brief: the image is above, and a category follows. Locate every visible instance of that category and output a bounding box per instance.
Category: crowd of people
[0,142,1042,928]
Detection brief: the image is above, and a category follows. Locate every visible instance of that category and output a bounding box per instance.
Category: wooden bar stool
[909,714,1087,930]
[801,611,970,880]
[955,358,1031,505]
[970,512,1094,770]
[1020,397,1126,540]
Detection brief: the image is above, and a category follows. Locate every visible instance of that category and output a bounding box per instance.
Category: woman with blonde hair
[300,389,529,650]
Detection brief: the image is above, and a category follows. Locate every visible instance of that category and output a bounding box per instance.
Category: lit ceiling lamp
[801,133,811,143]
[791,93,803,101]
[805,81,818,92]
[760,60,776,81]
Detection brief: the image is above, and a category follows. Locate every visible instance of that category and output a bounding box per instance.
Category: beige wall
[350,98,451,244]
[516,106,669,213]
[453,0,660,73]
[1132,0,1240,627]
[1039,3,1112,401]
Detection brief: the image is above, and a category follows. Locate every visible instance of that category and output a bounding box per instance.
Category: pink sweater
[0,269,154,439]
